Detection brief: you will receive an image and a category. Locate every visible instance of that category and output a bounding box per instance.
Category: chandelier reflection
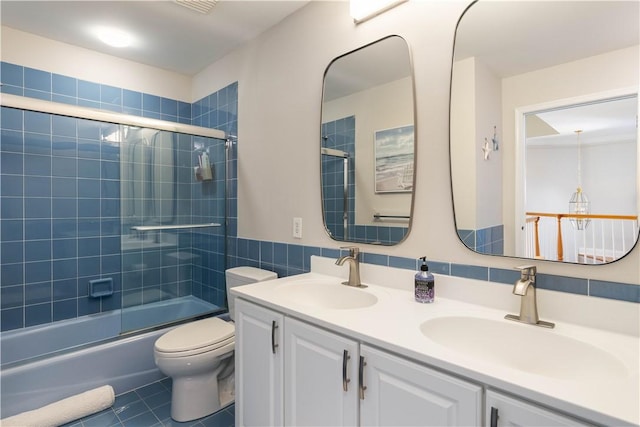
[569,130,590,230]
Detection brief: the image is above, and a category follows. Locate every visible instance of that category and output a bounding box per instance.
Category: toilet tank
[225,267,277,320]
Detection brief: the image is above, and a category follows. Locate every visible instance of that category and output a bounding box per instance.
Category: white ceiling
[0,0,310,76]
[454,1,640,78]
[454,1,639,148]
[527,96,638,147]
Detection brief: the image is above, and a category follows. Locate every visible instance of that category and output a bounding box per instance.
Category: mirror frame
[320,35,417,246]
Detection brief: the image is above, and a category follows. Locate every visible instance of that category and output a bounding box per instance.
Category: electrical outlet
[293,217,303,239]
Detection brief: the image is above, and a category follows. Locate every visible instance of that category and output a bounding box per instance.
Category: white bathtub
[0,296,221,418]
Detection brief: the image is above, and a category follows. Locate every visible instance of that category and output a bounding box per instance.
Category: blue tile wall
[321,116,355,241]
[0,62,236,331]
[0,62,193,124]
[191,83,237,306]
[457,225,504,256]
[226,237,639,304]
[589,279,640,303]
[0,107,125,330]
[321,116,408,245]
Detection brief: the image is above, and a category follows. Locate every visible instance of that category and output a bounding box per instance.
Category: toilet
[154,266,277,422]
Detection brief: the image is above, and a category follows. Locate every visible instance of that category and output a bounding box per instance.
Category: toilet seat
[155,317,235,358]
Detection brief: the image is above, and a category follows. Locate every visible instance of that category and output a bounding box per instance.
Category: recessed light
[94,26,133,48]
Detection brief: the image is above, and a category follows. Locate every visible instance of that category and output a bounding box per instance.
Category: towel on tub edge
[1,385,115,427]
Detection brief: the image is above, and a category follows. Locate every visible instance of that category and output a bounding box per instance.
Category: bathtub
[0,296,221,418]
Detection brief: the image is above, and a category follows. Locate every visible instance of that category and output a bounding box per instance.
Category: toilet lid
[155,317,235,353]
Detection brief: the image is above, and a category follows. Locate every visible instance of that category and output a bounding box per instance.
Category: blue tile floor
[62,378,235,427]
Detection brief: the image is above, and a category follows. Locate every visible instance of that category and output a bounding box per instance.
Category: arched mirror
[321,35,416,245]
[450,0,639,264]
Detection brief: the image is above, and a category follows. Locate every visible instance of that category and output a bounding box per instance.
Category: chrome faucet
[505,265,554,328]
[335,246,366,288]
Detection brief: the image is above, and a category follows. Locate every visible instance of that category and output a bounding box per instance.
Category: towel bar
[373,213,410,220]
[131,223,221,232]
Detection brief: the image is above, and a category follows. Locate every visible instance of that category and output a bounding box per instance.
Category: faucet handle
[515,265,536,280]
[340,246,360,258]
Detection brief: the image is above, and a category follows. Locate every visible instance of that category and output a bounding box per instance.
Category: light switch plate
[293,217,302,238]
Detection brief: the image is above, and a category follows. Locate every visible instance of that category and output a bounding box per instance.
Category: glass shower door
[120,127,227,333]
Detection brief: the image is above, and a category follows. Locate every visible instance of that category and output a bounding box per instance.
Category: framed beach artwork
[374,125,414,193]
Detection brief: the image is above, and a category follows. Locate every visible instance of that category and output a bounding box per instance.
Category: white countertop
[231,257,640,426]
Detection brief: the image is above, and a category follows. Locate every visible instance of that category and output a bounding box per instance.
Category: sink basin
[273,280,378,310]
[420,316,629,380]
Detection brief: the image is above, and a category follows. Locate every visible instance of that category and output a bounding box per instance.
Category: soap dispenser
[415,256,435,303]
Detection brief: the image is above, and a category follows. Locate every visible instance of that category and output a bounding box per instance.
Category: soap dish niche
[89,278,114,298]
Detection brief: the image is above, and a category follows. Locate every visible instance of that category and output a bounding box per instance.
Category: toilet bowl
[154,317,235,421]
[154,266,277,422]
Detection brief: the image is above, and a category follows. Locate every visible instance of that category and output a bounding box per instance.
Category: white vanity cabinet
[236,299,482,426]
[235,299,284,427]
[485,390,593,427]
[232,269,638,427]
[360,344,482,426]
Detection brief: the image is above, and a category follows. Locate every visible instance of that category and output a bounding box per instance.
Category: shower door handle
[271,320,279,354]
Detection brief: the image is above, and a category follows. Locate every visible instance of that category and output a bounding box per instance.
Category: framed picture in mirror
[374,125,414,193]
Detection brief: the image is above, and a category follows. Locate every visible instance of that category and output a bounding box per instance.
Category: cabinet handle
[342,350,351,391]
[271,320,279,354]
[490,406,499,427]
[358,356,367,400]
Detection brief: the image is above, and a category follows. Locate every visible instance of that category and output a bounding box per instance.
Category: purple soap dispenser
[415,256,435,303]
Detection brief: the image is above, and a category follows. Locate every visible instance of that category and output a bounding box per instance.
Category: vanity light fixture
[350,0,408,23]
[94,26,133,48]
[568,130,591,230]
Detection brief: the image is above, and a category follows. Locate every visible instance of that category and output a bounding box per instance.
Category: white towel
[1,385,115,427]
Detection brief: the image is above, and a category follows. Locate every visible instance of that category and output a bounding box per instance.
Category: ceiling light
[95,27,133,48]
[350,0,407,24]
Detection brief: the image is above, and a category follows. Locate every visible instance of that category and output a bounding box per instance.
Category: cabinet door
[360,345,482,426]
[284,317,359,426]
[235,299,284,427]
[486,390,593,427]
